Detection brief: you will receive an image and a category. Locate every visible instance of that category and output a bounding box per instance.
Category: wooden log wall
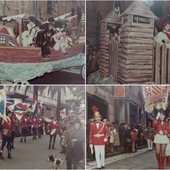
[109,37,118,82]
[117,19,154,84]
[154,44,170,84]
[99,29,110,78]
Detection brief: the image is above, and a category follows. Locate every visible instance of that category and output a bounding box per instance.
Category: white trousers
[94,145,105,168]
[147,139,153,150]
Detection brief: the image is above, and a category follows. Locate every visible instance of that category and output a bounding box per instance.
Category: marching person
[154,111,169,169]
[20,114,31,143]
[165,117,170,166]
[47,117,60,149]
[37,116,44,138]
[31,116,38,140]
[89,106,109,169]
[10,113,17,149]
[0,112,13,159]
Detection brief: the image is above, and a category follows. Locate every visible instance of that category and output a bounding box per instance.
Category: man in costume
[20,114,31,143]
[47,117,60,149]
[31,116,38,140]
[37,116,44,138]
[89,106,109,169]
[0,112,13,159]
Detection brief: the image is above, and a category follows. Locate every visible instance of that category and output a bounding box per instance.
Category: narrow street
[87,148,170,169]
[0,135,67,169]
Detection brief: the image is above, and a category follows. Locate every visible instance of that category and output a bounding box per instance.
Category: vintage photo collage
[0,1,170,170]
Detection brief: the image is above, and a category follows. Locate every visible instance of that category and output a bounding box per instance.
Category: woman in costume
[154,111,169,169]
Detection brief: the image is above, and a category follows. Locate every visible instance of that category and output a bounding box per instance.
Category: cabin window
[133,15,150,24]
[0,35,6,45]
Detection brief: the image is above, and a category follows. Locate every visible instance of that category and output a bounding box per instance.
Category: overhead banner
[114,86,125,98]
[143,85,169,113]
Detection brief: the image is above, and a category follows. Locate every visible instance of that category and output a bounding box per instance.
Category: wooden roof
[120,1,158,20]
[0,26,15,37]
[101,9,120,24]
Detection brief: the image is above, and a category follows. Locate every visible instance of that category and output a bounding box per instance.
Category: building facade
[86,86,146,126]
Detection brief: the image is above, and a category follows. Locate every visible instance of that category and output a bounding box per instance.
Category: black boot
[24,138,26,143]
[52,145,55,149]
[8,153,12,159]
[0,152,4,159]
[48,145,51,149]
[11,145,15,149]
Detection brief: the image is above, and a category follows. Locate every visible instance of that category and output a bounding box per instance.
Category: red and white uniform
[89,122,109,145]
[153,120,169,144]
[166,124,170,156]
[21,118,30,129]
[47,120,60,135]
[38,118,44,127]
[31,118,38,128]
[89,122,109,168]
[1,119,12,137]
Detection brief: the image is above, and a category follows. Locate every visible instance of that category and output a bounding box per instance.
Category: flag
[15,103,30,111]
[6,98,22,111]
[6,99,30,120]
[30,98,37,112]
[114,0,121,16]
[0,89,6,120]
[6,99,15,107]
[37,102,43,112]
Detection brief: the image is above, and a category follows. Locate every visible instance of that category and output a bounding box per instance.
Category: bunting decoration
[143,85,169,113]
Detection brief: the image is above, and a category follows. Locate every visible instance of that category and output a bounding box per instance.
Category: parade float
[88,1,170,84]
[0,12,85,84]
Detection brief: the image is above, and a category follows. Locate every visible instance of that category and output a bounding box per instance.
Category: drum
[50,129,56,135]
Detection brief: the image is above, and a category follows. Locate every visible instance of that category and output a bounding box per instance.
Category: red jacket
[153,120,169,135]
[21,117,31,129]
[38,118,44,127]
[31,118,38,128]
[47,121,60,133]
[1,119,12,137]
[89,122,109,145]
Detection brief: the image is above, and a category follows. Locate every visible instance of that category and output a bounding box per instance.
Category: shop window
[0,35,6,45]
